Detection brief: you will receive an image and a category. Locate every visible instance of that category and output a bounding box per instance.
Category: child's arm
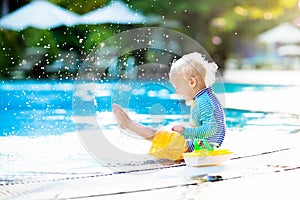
[182,121,217,140]
[182,99,218,140]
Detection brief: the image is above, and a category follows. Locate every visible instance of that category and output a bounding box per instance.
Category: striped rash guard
[182,87,226,151]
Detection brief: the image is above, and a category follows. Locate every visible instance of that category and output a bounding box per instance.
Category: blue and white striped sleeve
[182,96,218,140]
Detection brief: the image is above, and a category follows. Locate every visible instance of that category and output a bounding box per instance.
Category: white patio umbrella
[277,44,300,56]
[257,23,300,44]
[277,44,300,70]
[256,23,300,67]
[79,0,146,25]
[0,0,80,31]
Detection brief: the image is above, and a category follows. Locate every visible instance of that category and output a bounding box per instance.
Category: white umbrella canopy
[0,0,80,31]
[277,44,300,56]
[79,0,146,25]
[257,23,300,44]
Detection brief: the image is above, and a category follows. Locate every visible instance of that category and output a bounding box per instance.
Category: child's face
[170,73,195,101]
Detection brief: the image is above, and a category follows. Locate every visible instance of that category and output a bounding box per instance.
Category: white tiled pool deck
[2,131,300,200]
[224,70,300,115]
[1,70,300,200]
[223,69,300,86]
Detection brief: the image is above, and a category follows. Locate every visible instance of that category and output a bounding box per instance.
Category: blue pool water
[1,80,300,180]
[0,80,298,136]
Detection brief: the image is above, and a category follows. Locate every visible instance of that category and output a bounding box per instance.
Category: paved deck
[223,69,300,86]
[223,69,300,115]
[1,130,300,200]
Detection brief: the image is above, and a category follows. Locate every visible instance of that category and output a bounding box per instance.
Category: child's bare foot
[112,104,131,129]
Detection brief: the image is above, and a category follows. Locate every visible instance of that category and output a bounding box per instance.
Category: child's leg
[112,104,157,141]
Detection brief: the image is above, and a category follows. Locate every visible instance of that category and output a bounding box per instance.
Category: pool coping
[223,70,300,115]
[1,130,300,200]
[223,69,300,86]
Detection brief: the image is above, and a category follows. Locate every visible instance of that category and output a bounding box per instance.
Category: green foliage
[0,30,20,77]
[21,28,59,59]
[83,25,116,53]
[49,0,109,14]
[1,0,299,78]
[129,0,298,68]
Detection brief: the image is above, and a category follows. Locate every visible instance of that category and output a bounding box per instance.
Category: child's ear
[188,77,197,88]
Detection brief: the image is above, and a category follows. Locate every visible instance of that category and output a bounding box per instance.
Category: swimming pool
[1,80,299,183]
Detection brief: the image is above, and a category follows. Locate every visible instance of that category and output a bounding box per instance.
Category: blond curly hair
[169,52,218,87]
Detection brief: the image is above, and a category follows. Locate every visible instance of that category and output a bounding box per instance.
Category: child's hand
[172,125,184,134]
